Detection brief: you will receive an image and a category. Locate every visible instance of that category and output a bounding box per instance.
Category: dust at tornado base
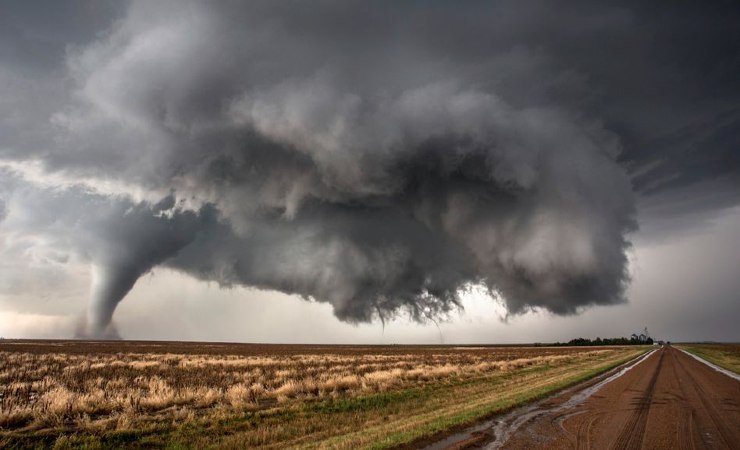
[499,346,740,449]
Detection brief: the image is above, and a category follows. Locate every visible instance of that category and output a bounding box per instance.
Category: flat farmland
[0,340,647,449]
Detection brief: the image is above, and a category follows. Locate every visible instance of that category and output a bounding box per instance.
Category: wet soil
[432,346,740,449]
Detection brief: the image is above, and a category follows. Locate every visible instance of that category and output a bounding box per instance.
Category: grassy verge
[317,348,648,450]
[678,344,740,374]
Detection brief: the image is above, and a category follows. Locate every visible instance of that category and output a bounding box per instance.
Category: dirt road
[430,346,740,449]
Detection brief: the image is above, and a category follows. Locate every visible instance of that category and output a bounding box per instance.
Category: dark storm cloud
[0,0,122,70]
[0,0,738,335]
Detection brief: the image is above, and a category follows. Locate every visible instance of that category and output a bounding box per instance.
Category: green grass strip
[678,345,740,374]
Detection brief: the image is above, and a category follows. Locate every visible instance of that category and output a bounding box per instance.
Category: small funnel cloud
[76,196,203,338]
[0,178,205,339]
[84,264,140,338]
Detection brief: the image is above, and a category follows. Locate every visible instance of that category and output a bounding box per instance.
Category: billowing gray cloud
[0,1,738,337]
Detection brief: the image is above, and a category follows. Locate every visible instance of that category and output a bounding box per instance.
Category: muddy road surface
[429,346,740,449]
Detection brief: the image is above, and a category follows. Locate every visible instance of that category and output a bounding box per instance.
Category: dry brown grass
[0,347,598,429]
[0,340,643,448]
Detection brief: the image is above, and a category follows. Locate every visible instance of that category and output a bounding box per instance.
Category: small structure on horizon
[631,327,651,343]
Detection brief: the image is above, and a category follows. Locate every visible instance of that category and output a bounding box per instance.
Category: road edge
[677,347,740,382]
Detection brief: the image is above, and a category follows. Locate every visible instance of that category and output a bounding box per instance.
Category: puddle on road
[424,349,658,450]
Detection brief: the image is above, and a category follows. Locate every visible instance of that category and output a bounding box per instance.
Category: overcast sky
[0,1,738,343]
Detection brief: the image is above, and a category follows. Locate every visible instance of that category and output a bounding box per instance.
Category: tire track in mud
[572,411,601,450]
[672,349,739,449]
[609,350,664,450]
[427,349,657,450]
[427,347,740,450]
[667,350,697,450]
[483,350,657,449]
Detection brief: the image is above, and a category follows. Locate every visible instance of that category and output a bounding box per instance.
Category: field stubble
[0,341,646,448]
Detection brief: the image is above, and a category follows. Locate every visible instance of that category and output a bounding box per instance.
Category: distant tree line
[543,336,654,346]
